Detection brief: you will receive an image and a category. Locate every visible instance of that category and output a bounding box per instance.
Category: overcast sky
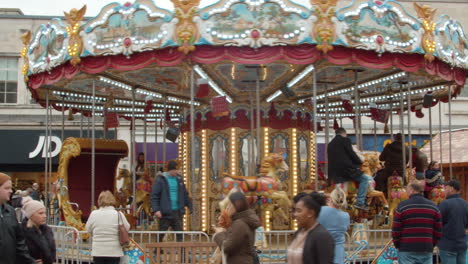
[0,0,311,16]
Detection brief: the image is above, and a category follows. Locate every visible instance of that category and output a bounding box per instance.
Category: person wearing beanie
[150,160,192,242]
[0,172,36,264]
[213,191,261,264]
[21,199,56,264]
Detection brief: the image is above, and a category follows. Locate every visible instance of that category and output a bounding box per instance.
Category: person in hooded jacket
[0,172,37,264]
[21,199,56,264]
[378,133,409,193]
[214,191,260,264]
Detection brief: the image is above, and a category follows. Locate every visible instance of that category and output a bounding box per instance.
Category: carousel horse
[115,168,132,209]
[427,184,445,205]
[135,168,153,217]
[222,153,291,208]
[387,170,409,225]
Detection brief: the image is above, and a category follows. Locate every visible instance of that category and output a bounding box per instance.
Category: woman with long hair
[86,191,130,264]
[21,199,56,264]
[213,191,260,264]
[318,188,350,264]
[288,194,334,264]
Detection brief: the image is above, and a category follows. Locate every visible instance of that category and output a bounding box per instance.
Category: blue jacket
[150,173,192,218]
[438,194,468,252]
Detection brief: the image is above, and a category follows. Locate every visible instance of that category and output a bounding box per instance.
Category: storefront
[0,129,113,190]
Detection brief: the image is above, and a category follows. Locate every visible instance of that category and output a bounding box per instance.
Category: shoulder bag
[117,210,130,246]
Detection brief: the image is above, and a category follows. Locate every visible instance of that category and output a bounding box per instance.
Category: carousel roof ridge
[21,0,468,117]
[22,0,468,79]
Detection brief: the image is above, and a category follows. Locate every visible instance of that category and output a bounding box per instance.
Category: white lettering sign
[29,136,62,159]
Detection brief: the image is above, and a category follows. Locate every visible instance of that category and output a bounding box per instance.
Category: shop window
[0,57,18,104]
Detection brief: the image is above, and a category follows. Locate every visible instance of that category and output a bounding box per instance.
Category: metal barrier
[50,225,88,264]
[129,230,211,244]
[49,226,447,264]
[348,229,392,263]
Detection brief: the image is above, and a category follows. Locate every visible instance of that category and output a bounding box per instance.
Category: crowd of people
[0,128,466,264]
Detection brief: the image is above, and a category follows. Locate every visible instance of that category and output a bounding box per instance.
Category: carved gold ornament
[20,31,31,81]
[311,0,338,53]
[171,0,201,54]
[414,3,437,62]
[64,5,86,66]
[57,137,128,234]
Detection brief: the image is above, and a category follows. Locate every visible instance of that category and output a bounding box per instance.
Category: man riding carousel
[327,128,373,211]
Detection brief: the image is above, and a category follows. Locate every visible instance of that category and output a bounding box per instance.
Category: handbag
[117,210,130,246]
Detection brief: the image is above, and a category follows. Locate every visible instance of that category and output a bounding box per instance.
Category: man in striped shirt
[392,181,442,264]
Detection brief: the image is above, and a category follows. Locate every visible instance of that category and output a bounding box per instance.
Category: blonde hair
[98,190,116,207]
[330,188,347,210]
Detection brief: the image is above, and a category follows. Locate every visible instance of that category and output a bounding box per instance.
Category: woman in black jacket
[21,199,56,264]
[0,172,36,264]
[288,194,334,264]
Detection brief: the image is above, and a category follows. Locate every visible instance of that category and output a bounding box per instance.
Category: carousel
[22,0,468,234]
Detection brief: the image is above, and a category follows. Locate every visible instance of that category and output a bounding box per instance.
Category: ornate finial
[172,0,201,54]
[20,30,31,81]
[311,0,339,53]
[414,3,437,62]
[64,5,87,66]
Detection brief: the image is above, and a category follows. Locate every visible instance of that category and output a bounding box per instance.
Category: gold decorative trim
[172,0,201,54]
[64,5,87,66]
[57,137,128,233]
[311,0,338,54]
[414,3,437,62]
[20,31,31,81]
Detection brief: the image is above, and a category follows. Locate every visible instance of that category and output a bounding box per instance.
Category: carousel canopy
[21,0,468,121]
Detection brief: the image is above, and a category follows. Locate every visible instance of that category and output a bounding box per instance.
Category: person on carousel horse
[377,133,409,194]
[327,128,373,211]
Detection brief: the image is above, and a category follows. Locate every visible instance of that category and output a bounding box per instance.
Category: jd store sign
[29,135,62,159]
[0,130,113,168]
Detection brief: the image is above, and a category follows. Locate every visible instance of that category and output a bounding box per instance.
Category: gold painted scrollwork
[57,138,85,232]
[311,0,338,54]
[171,0,201,54]
[414,3,437,62]
[20,31,31,81]
[64,5,86,66]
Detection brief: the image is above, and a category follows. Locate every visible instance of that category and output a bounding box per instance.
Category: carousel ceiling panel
[63,78,147,101]
[205,62,295,98]
[113,66,189,96]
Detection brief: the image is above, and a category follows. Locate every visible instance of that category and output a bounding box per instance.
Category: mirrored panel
[270,133,289,181]
[210,135,228,181]
[240,133,258,176]
[298,135,308,182]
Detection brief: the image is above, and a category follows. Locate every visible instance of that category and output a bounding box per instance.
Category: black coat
[327,135,363,184]
[21,220,56,264]
[150,173,192,218]
[293,224,335,264]
[0,204,36,264]
[379,141,409,172]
